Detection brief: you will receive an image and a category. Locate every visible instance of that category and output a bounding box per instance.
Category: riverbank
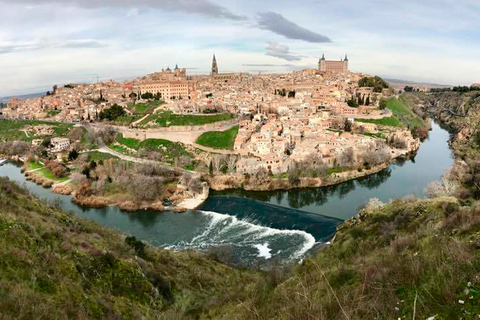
[208,151,411,192]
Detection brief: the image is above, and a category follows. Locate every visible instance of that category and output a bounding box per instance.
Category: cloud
[0,39,108,54]
[257,12,331,43]
[265,42,301,61]
[0,42,40,54]
[126,8,140,17]
[60,40,108,48]
[7,0,246,20]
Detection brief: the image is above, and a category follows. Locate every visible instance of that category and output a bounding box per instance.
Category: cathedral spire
[211,53,218,76]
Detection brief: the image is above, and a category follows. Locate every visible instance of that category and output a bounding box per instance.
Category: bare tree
[212,155,226,173]
[338,147,355,168]
[227,155,238,173]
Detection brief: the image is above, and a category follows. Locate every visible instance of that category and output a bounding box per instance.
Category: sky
[0,0,479,97]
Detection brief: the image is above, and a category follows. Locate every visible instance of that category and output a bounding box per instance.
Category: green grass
[27,161,44,171]
[196,125,239,150]
[141,111,234,127]
[363,132,386,139]
[355,117,402,127]
[0,119,72,142]
[132,101,163,115]
[386,97,413,116]
[115,135,141,150]
[387,96,425,129]
[114,134,192,164]
[114,115,140,124]
[356,97,425,130]
[27,161,69,182]
[110,145,133,155]
[46,110,61,118]
[37,168,69,182]
[327,167,345,175]
[86,151,119,161]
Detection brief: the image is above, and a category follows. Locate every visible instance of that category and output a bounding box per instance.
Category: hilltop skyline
[0,0,479,96]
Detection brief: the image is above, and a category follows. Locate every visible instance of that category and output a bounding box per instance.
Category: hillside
[3,174,480,319]
[0,177,265,320]
[2,91,480,319]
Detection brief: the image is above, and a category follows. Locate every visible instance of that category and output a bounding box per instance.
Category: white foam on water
[196,210,316,261]
[254,242,272,259]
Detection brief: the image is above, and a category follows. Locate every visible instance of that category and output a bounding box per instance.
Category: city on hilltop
[1,53,421,183]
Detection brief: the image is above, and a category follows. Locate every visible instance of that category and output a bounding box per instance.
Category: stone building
[135,65,189,100]
[318,54,349,73]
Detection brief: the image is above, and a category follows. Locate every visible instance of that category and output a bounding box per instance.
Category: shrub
[125,236,146,257]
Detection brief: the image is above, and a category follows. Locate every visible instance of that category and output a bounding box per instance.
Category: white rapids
[165,210,316,263]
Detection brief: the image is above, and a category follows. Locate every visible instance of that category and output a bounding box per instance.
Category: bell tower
[211,54,218,76]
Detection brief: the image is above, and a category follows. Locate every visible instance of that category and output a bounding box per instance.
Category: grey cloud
[0,39,108,54]
[258,12,331,43]
[0,42,45,54]
[8,0,246,20]
[59,40,108,48]
[265,42,301,61]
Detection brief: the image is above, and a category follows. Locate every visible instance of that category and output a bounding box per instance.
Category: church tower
[318,54,326,71]
[211,54,218,76]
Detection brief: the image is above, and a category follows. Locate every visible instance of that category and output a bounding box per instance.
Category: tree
[358,76,389,93]
[344,119,352,132]
[68,127,84,142]
[141,92,154,100]
[379,98,388,110]
[99,104,126,121]
[347,97,359,108]
[365,95,370,106]
[338,147,355,168]
[68,149,79,161]
[42,137,52,148]
[288,163,301,184]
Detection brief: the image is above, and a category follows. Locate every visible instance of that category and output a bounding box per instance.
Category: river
[0,121,453,267]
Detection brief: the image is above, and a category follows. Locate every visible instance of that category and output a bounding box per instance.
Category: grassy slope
[196,126,239,150]
[356,95,425,129]
[389,96,425,129]
[141,111,234,127]
[0,177,263,320]
[3,175,480,320]
[355,116,402,127]
[0,119,72,142]
[115,134,191,163]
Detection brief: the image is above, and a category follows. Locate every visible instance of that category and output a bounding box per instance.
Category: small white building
[51,137,71,152]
